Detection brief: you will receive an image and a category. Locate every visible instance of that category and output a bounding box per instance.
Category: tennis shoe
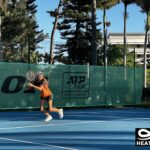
[58,108,64,119]
[44,115,52,122]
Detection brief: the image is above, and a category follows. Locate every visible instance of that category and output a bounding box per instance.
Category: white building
[107,33,150,64]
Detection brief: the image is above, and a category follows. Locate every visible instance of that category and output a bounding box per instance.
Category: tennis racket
[26,70,36,82]
[24,70,36,88]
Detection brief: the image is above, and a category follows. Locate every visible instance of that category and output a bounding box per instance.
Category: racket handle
[23,83,29,88]
[23,83,34,91]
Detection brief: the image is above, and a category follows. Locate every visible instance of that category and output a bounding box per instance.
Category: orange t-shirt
[40,79,52,98]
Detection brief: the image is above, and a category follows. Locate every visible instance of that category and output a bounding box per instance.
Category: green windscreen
[0,62,144,109]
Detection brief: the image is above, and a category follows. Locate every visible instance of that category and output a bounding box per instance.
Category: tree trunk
[123,3,127,67]
[143,14,149,88]
[0,0,7,61]
[91,0,97,65]
[103,8,107,66]
[49,0,62,64]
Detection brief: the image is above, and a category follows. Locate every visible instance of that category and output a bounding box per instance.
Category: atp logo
[67,75,86,89]
[136,128,150,146]
[62,72,89,98]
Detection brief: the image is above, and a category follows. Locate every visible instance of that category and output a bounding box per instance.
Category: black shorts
[41,95,53,101]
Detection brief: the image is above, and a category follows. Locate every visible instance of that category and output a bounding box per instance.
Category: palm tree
[100,0,120,66]
[0,0,7,61]
[47,0,63,64]
[136,0,150,88]
[91,0,97,65]
[122,0,135,67]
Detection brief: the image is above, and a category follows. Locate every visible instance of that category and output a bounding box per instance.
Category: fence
[0,62,144,109]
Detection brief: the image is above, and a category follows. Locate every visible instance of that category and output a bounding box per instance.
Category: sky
[35,0,146,53]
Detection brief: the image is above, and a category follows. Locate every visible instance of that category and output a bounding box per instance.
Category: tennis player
[28,71,64,122]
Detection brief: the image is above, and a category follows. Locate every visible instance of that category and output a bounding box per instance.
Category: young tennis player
[28,71,64,122]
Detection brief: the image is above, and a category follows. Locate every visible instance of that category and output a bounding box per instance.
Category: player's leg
[48,97,64,119]
[40,98,52,122]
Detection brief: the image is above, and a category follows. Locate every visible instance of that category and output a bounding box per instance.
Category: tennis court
[0,63,147,149]
[0,108,150,150]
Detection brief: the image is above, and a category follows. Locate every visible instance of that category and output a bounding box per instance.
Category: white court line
[0,137,77,150]
[0,120,107,130]
[0,118,149,131]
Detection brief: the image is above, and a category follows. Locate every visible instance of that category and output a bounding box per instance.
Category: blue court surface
[0,108,150,150]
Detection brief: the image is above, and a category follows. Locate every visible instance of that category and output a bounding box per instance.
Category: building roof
[108,32,149,45]
[109,33,145,36]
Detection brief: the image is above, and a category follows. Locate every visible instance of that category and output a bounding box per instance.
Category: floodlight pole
[134,44,136,104]
[134,45,136,67]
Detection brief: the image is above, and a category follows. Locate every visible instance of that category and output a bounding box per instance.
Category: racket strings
[26,71,36,82]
